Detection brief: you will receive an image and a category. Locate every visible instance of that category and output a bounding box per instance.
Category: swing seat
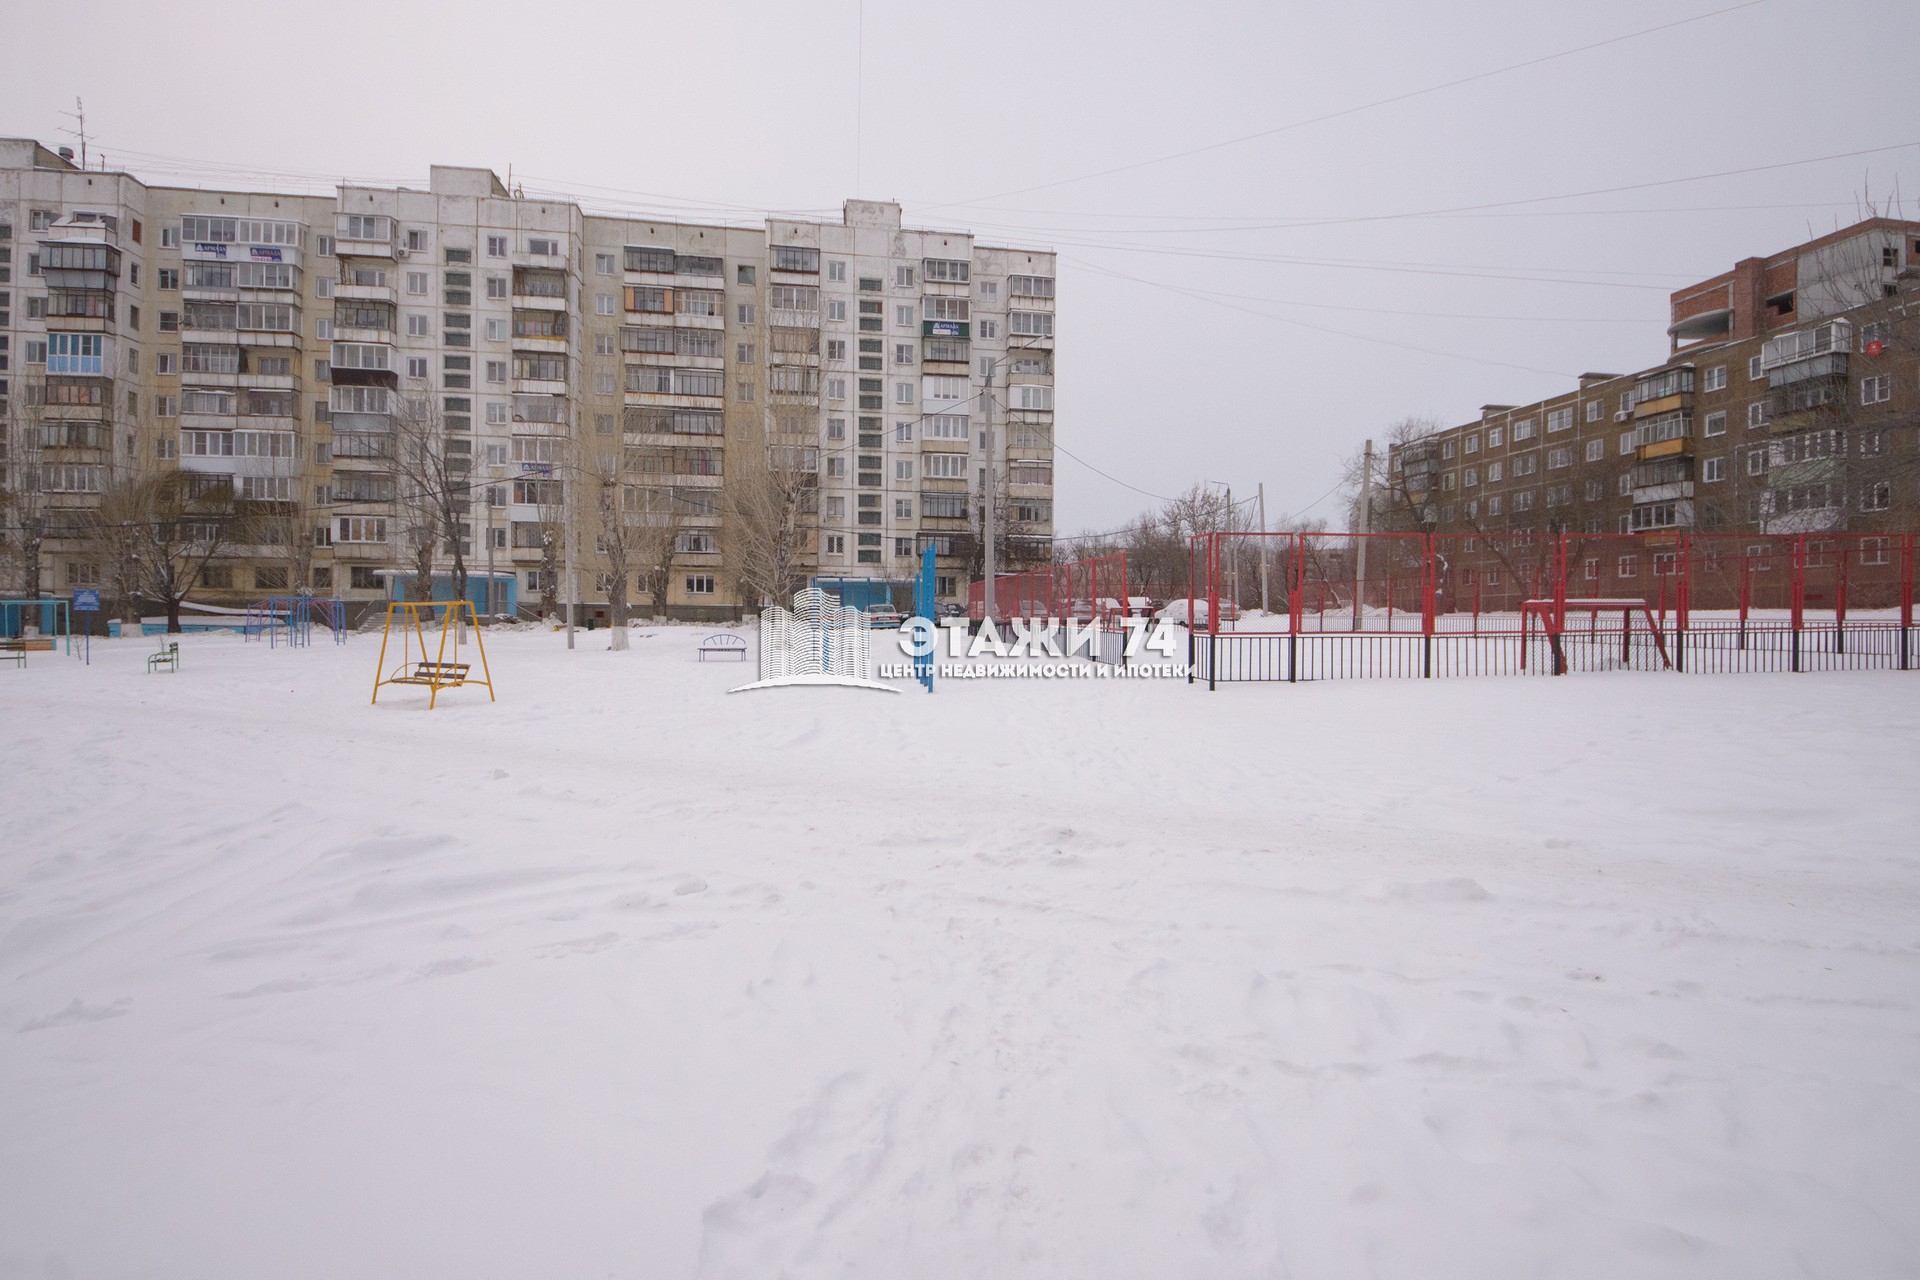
[390,660,470,685]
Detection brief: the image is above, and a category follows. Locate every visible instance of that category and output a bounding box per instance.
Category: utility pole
[1257,482,1269,614]
[485,500,496,618]
[982,357,998,625]
[1225,483,1234,610]
[564,502,576,650]
[1353,438,1373,632]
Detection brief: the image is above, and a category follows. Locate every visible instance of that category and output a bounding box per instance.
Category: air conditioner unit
[394,247,410,259]
[1614,410,1631,423]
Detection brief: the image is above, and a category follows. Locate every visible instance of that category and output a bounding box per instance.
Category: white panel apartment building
[0,139,1057,620]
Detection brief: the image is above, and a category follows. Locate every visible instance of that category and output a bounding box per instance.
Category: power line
[1066,255,1581,379]
[922,0,1773,211]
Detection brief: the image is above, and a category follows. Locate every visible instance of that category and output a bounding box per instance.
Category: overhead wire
[920,0,1774,211]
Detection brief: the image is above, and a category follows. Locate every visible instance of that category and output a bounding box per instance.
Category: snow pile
[1,630,1916,1278]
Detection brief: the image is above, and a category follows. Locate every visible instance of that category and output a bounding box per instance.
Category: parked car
[863,602,906,628]
[1155,598,1240,626]
[939,602,968,620]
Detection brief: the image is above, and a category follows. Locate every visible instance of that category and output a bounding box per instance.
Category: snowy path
[1,629,1917,1278]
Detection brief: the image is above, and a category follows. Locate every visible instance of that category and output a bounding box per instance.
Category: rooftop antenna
[58,96,90,169]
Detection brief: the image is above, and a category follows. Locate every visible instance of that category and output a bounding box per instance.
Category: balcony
[1761,319,1851,372]
[1632,411,1691,461]
[334,280,397,304]
[1766,372,1848,422]
[334,233,395,261]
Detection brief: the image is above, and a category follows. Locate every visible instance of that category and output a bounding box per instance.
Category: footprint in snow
[675,878,709,896]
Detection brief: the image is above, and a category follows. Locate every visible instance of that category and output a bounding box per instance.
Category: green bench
[147,641,181,673]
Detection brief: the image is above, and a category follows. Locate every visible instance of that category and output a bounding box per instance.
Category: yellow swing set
[370,600,496,709]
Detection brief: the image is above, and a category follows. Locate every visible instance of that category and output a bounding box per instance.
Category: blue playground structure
[243,596,349,647]
[911,545,936,692]
[0,598,74,655]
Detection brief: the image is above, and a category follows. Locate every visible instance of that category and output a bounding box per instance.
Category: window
[1584,439,1604,462]
[1619,432,1634,456]
[1860,482,1891,513]
[895,265,915,288]
[1512,418,1536,441]
[736,381,754,402]
[1487,427,1503,447]
[1746,450,1767,477]
[825,534,846,556]
[1463,467,1479,487]
[923,375,966,403]
[46,333,104,374]
[1704,365,1727,392]
[895,382,914,405]
[896,304,915,328]
[737,303,757,325]
[1547,408,1573,433]
[1703,457,1725,483]
[1747,401,1769,429]
[1486,461,1503,482]
[527,238,559,257]
[771,246,820,273]
[1748,354,1763,380]
[1513,454,1536,476]
[1861,375,1891,405]
[596,293,617,316]
[594,253,616,276]
[337,516,388,543]
[826,456,846,478]
[1547,447,1571,469]
[406,356,429,379]
[1585,400,1601,423]
[1703,410,1727,437]
[1009,311,1054,338]
[1010,385,1053,411]
[1462,434,1479,455]
[924,453,968,479]
[685,574,715,595]
[827,300,848,323]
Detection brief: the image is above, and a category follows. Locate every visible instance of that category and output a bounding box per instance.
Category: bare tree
[1,381,51,600]
[87,471,260,633]
[583,445,639,647]
[532,452,571,620]
[391,393,474,607]
[726,440,816,610]
[85,474,148,625]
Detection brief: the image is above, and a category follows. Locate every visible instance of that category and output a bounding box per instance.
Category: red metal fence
[968,553,1132,625]
[1185,531,1918,686]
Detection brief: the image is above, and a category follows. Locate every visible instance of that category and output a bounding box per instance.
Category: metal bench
[698,633,748,662]
[147,641,181,673]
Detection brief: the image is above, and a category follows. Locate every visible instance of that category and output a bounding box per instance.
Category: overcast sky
[6,0,1916,535]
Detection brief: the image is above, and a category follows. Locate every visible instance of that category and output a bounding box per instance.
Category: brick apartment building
[1382,219,1920,554]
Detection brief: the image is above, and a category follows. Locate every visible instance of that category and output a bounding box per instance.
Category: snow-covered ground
[2,627,1917,1279]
